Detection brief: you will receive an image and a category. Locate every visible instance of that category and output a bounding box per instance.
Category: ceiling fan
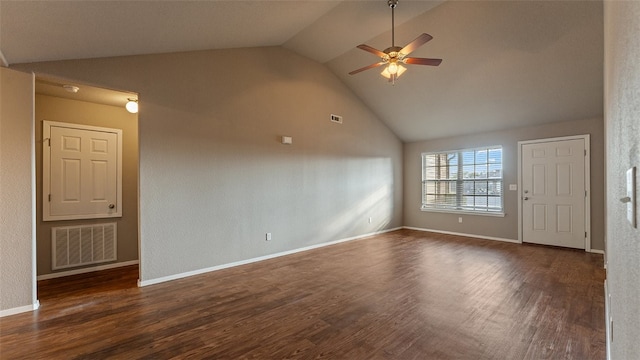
[349,0,442,83]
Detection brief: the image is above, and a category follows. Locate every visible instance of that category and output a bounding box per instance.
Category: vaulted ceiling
[0,0,603,142]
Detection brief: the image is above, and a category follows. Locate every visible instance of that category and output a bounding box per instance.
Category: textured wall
[604,1,640,358]
[34,94,139,276]
[13,46,403,283]
[404,117,605,250]
[0,67,35,313]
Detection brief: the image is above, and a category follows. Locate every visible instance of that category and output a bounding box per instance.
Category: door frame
[517,134,591,251]
[33,74,141,288]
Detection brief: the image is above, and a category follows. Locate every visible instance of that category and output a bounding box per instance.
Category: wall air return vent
[52,223,117,270]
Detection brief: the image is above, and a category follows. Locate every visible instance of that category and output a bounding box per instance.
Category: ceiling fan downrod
[389,0,398,47]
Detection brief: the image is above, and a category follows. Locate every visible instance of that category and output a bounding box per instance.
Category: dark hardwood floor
[0,229,605,359]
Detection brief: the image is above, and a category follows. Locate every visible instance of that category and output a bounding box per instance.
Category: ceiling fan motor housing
[384,46,403,55]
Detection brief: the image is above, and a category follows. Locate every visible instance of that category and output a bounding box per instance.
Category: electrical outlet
[458,217,463,223]
[266,233,272,241]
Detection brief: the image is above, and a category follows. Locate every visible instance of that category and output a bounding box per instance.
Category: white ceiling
[0,0,603,142]
[35,77,137,109]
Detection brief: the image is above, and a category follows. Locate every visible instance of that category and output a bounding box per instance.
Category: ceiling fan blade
[403,57,442,66]
[400,33,433,56]
[356,44,387,58]
[349,62,386,75]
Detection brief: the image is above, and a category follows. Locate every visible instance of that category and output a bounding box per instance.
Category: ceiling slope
[0,0,340,64]
[283,1,444,63]
[328,0,604,141]
[1,1,603,142]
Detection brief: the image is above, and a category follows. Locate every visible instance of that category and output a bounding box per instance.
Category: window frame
[421,145,505,217]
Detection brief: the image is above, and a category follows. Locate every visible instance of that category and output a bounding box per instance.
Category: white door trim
[517,134,591,251]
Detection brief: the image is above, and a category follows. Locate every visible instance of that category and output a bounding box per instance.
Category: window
[422,146,503,214]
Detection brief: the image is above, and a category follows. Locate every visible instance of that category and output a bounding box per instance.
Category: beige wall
[404,117,605,250]
[604,0,640,358]
[13,46,404,283]
[34,94,139,276]
[0,68,35,314]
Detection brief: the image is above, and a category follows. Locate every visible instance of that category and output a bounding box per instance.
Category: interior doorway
[518,135,591,250]
[34,76,140,302]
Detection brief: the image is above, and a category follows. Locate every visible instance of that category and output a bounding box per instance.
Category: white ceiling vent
[330,114,343,124]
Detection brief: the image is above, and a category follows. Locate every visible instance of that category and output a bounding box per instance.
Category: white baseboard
[605,280,611,360]
[0,300,39,318]
[138,227,403,287]
[0,49,8,67]
[403,226,520,244]
[37,260,139,281]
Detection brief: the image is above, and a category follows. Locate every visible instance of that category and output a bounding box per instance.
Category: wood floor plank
[0,229,605,359]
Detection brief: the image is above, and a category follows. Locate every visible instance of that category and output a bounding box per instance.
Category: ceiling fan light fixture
[387,61,399,75]
[381,64,406,79]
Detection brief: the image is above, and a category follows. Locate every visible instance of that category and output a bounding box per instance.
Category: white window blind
[422,146,503,214]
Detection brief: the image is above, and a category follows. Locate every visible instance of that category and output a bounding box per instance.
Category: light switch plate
[626,167,636,228]
[509,184,517,191]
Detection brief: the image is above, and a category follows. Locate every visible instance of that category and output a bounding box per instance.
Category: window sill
[420,208,505,217]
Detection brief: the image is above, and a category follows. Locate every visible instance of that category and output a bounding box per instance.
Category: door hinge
[44,137,51,147]
[585,231,587,238]
[584,149,586,156]
[48,194,51,202]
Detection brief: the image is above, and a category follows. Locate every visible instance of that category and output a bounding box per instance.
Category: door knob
[108,204,115,209]
[523,197,529,201]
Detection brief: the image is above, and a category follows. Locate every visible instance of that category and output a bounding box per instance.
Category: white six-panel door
[521,137,587,249]
[43,121,122,221]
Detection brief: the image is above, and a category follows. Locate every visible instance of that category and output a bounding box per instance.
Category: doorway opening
[34,76,140,303]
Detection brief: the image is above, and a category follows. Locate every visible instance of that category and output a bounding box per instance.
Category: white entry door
[44,121,122,221]
[521,137,588,249]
